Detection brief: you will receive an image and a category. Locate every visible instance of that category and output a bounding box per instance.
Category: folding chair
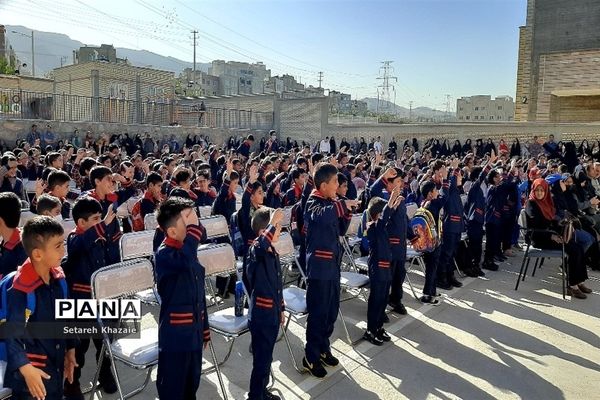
[273,232,307,373]
[198,243,246,398]
[120,231,159,305]
[0,360,11,400]
[18,210,36,227]
[198,205,213,218]
[515,209,568,298]
[143,213,158,231]
[281,206,294,231]
[89,258,158,400]
[405,245,427,300]
[406,203,418,219]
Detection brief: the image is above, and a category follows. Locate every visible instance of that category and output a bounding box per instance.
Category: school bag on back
[0,271,68,361]
[410,207,442,253]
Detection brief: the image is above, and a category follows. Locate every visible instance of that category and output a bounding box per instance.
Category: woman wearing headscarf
[525,178,591,299]
[510,139,522,158]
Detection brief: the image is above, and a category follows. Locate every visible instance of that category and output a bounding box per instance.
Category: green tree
[0,58,15,75]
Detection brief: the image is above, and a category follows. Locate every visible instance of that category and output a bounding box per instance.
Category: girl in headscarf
[525,178,590,299]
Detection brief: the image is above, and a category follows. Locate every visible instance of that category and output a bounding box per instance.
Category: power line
[377,61,397,113]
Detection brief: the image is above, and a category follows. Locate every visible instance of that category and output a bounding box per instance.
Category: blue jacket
[304,190,351,280]
[155,225,209,352]
[466,165,491,225]
[212,178,236,223]
[367,205,393,281]
[6,261,75,395]
[442,170,464,234]
[239,183,258,254]
[245,225,284,324]
[342,168,357,200]
[485,175,516,226]
[0,228,27,279]
[423,178,450,225]
[236,140,252,159]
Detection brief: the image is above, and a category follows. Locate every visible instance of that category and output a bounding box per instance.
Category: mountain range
[5,25,210,76]
[359,97,455,121]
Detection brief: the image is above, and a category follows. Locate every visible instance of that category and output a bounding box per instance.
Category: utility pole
[31,30,35,77]
[317,71,323,88]
[409,100,413,121]
[444,94,452,121]
[376,61,397,114]
[192,30,198,73]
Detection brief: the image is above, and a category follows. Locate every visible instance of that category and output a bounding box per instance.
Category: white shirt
[320,139,331,153]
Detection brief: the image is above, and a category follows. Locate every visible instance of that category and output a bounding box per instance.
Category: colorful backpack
[410,207,442,253]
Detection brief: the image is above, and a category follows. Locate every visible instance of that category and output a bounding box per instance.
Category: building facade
[515,0,600,122]
[74,44,127,65]
[176,68,220,97]
[209,60,270,95]
[456,95,515,122]
[329,90,352,113]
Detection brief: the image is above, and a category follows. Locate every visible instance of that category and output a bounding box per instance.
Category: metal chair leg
[522,258,532,282]
[515,255,529,291]
[281,323,305,373]
[208,340,229,400]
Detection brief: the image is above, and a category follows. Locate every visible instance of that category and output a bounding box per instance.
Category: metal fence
[0,89,274,130]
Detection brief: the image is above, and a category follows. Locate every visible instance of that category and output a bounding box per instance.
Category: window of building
[474,116,478,120]
[490,116,494,120]
[459,107,463,111]
[498,106,503,110]
[497,116,502,120]
[475,106,479,111]
[466,116,470,120]
[480,116,484,120]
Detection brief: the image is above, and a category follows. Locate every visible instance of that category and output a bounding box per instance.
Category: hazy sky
[1,0,527,109]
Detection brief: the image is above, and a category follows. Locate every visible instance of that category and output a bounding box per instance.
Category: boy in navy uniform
[63,197,118,399]
[239,165,264,254]
[155,197,209,399]
[245,208,285,400]
[6,217,77,400]
[302,163,358,378]
[212,159,239,224]
[0,192,27,279]
[363,190,403,345]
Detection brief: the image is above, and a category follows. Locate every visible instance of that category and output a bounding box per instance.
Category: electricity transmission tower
[444,94,452,121]
[377,61,397,114]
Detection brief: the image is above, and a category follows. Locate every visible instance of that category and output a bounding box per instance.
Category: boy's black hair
[487,169,500,185]
[41,167,58,182]
[228,170,240,182]
[146,171,163,186]
[295,157,307,166]
[79,157,98,176]
[432,160,445,172]
[420,180,437,200]
[251,207,272,234]
[367,196,386,220]
[120,161,133,172]
[174,169,191,185]
[164,157,175,167]
[311,153,325,165]
[72,197,103,223]
[21,216,64,257]
[46,152,62,166]
[469,166,483,182]
[289,168,303,182]
[314,163,338,190]
[389,168,406,182]
[157,197,195,231]
[0,192,22,228]
[47,170,71,190]
[337,172,348,185]
[98,154,112,166]
[37,194,62,215]
[248,181,263,195]
[264,171,276,185]
[108,143,119,152]
[90,166,113,188]
[197,170,210,180]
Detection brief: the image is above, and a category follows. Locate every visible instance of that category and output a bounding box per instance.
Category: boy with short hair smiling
[302,163,358,378]
[245,207,284,400]
[6,216,77,400]
[154,197,208,399]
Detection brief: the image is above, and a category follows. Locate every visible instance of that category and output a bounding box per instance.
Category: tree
[0,58,15,75]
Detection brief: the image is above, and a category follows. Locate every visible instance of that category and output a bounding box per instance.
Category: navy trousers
[157,350,202,400]
[422,247,441,296]
[484,223,501,262]
[305,279,340,363]
[467,221,484,267]
[368,279,391,333]
[388,258,406,305]
[248,320,278,399]
[437,232,460,281]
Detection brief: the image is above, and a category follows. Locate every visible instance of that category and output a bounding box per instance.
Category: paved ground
[83,252,600,400]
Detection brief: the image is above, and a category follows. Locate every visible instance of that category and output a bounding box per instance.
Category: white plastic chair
[143,213,158,232]
[120,231,159,305]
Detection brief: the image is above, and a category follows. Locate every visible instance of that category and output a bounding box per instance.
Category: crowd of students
[0,127,599,399]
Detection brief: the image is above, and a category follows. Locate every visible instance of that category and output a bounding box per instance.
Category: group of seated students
[0,130,599,400]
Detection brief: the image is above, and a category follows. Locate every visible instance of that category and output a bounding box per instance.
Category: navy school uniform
[0,228,27,280]
[0,176,25,202]
[294,175,314,274]
[193,189,216,207]
[81,182,136,265]
[437,170,463,282]
[245,225,284,400]
[421,178,450,297]
[239,183,258,255]
[236,139,252,159]
[154,225,209,400]
[139,191,159,220]
[304,189,351,364]
[465,165,491,267]
[283,184,302,207]
[366,205,393,334]
[484,175,516,262]
[6,261,75,400]
[63,221,115,385]
[342,168,357,200]
[212,178,237,223]
[265,178,283,209]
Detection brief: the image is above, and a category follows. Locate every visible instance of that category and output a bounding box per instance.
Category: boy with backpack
[0,192,27,280]
[302,163,358,378]
[154,197,209,399]
[4,216,77,400]
[245,207,285,400]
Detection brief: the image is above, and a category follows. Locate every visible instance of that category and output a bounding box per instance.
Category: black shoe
[448,276,463,288]
[99,372,118,394]
[420,295,440,306]
[482,261,499,271]
[463,268,479,278]
[495,255,507,262]
[393,303,407,315]
[63,381,84,400]
[377,328,391,342]
[436,280,453,290]
[382,313,390,323]
[264,391,282,400]
[363,330,384,346]
[320,351,339,367]
[476,268,486,277]
[303,357,327,378]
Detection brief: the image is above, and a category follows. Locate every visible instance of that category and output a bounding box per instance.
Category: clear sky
[0,0,527,109]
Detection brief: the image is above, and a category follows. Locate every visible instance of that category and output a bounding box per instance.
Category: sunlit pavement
[84,252,600,400]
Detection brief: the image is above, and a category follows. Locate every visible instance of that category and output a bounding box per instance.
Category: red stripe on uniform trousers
[256,297,273,303]
[170,313,193,317]
[26,353,47,360]
[30,362,46,368]
[170,319,193,324]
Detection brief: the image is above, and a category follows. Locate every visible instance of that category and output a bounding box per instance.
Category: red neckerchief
[164,237,183,249]
[143,190,156,204]
[310,189,328,200]
[294,184,302,199]
[12,258,65,293]
[87,189,118,204]
[3,228,21,250]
